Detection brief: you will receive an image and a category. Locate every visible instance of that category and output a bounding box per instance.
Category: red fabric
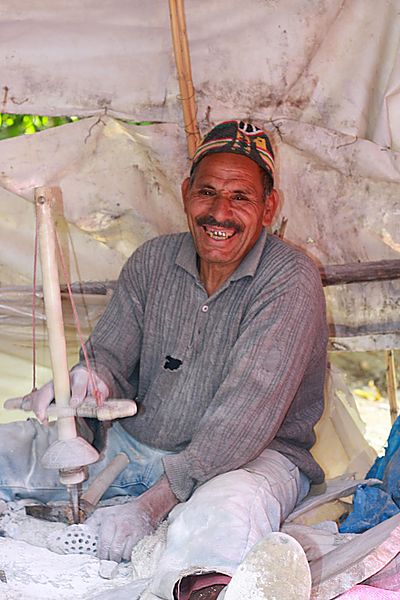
[175,573,231,600]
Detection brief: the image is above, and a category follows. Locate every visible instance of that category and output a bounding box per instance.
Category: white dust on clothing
[0,501,168,600]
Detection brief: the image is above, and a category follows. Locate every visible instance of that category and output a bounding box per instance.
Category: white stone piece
[99,559,119,580]
[224,531,311,600]
[47,524,98,556]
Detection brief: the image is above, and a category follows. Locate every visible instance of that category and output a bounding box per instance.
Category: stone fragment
[47,523,98,556]
[224,532,311,600]
[99,559,119,579]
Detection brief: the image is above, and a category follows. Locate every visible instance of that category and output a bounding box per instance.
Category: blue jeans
[0,419,172,503]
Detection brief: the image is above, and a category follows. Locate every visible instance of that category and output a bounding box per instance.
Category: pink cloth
[365,554,400,591]
[335,551,400,598]
[337,585,400,599]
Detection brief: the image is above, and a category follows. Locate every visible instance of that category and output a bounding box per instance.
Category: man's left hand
[86,475,178,562]
[86,497,154,561]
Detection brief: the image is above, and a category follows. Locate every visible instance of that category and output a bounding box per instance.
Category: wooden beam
[329,322,400,338]
[321,259,400,286]
[329,334,400,352]
[386,349,399,425]
[2,258,400,297]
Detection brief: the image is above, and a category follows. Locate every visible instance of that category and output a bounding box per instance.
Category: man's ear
[181,177,190,213]
[262,189,279,226]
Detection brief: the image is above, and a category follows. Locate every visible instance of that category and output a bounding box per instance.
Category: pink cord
[55,231,103,407]
[31,207,39,393]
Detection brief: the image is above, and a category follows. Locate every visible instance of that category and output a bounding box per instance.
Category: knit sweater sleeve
[163,265,327,501]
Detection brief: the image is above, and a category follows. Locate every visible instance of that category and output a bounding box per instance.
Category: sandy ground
[354,396,393,456]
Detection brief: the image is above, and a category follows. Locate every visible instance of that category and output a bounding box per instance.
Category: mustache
[195,214,243,233]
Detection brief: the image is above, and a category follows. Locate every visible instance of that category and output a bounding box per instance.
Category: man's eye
[199,189,214,196]
[233,194,248,202]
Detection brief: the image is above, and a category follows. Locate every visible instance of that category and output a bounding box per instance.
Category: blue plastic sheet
[339,415,400,534]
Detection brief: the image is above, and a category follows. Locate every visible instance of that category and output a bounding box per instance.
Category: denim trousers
[0,419,170,502]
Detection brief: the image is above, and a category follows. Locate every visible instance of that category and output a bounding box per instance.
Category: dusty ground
[353,395,392,455]
[330,351,399,455]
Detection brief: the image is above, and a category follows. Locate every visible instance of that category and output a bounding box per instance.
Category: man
[1,120,327,599]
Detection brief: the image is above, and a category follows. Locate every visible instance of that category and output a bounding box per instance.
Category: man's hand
[86,476,179,562]
[20,366,109,423]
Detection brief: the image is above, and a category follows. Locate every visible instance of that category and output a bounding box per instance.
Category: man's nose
[209,193,232,219]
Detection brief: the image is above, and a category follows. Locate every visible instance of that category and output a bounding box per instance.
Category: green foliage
[0,113,79,140]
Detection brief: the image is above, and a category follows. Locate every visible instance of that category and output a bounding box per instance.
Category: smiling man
[2,121,328,600]
[182,150,278,296]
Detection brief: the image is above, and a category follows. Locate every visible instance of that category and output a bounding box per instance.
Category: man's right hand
[20,366,109,424]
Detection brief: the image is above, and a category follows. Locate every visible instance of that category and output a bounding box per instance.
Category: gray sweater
[82,229,328,501]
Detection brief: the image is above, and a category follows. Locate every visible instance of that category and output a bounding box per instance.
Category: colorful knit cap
[191,120,275,181]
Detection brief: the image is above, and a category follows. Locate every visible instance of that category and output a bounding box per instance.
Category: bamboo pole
[386,349,399,425]
[168,0,201,159]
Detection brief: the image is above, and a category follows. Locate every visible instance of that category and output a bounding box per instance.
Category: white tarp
[1,0,400,151]
[0,0,399,403]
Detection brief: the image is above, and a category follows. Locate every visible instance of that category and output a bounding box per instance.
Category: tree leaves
[0,113,79,140]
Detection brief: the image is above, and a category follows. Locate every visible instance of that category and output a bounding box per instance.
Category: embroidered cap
[190,120,275,181]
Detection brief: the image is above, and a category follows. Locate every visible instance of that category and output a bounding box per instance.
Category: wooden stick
[168,0,201,159]
[386,349,399,425]
[35,187,99,488]
[82,453,129,507]
[1,258,400,300]
[175,0,200,152]
[277,217,288,239]
[320,259,400,286]
[35,187,77,443]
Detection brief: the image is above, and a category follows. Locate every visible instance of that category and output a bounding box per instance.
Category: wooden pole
[2,257,400,297]
[35,187,99,490]
[386,349,399,425]
[320,259,400,286]
[168,0,201,159]
[35,187,77,443]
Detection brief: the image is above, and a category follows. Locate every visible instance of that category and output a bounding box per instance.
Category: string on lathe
[54,231,104,407]
[31,207,39,393]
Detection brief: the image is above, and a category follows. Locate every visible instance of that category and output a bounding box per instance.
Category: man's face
[182,153,277,273]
